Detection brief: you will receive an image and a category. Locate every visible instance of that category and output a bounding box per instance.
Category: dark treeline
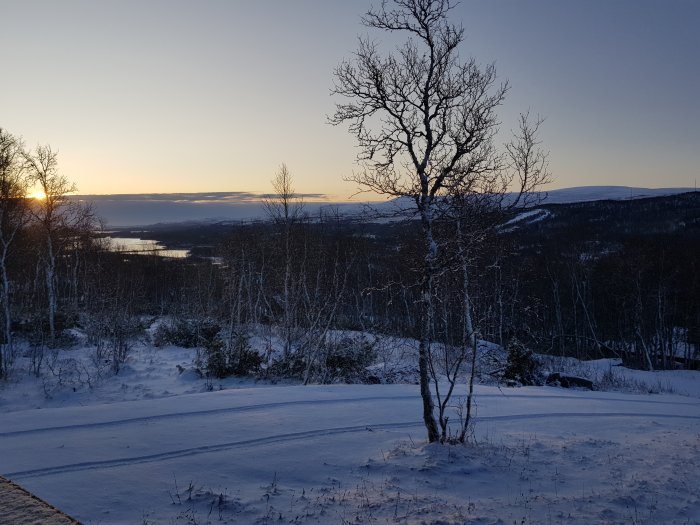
[507,193,700,370]
[3,197,699,382]
[2,129,699,381]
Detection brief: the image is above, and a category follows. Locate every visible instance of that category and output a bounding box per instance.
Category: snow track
[6,411,700,480]
[3,386,698,480]
[5,421,420,480]
[2,383,699,524]
[0,394,419,438]
[4,390,695,438]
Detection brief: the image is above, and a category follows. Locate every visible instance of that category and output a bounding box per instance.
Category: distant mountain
[100,190,700,258]
[536,186,696,204]
[505,191,700,241]
[74,186,697,227]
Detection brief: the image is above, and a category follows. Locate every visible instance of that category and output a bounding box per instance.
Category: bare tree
[263,164,305,361]
[332,0,549,442]
[24,145,75,344]
[0,129,30,378]
[24,145,94,346]
[447,112,549,442]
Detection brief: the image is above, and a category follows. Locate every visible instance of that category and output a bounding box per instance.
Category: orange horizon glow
[29,190,47,201]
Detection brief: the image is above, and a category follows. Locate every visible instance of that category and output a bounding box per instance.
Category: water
[102,237,189,258]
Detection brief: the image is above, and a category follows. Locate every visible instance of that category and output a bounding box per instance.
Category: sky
[1,0,699,199]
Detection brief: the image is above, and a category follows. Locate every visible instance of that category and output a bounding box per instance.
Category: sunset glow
[29,190,47,201]
[1,1,697,195]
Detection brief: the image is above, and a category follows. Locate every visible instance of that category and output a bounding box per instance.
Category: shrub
[106,314,142,374]
[20,313,80,349]
[323,335,377,383]
[502,338,541,386]
[265,352,307,379]
[152,318,220,348]
[204,332,263,379]
[82,311,142,374]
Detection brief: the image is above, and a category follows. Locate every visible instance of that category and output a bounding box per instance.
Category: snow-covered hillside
[536,186,696,204]
[1,341,699,524]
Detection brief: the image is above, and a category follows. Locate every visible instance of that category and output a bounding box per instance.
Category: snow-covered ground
[1,342,699,524]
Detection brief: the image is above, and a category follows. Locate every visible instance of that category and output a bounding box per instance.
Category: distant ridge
[74,186,697,227]
[537,186,696,204]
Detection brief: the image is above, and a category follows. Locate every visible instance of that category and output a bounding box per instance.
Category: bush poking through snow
[83,312,142,374]
[322,335,377,384]
[203,332,263,379]
[265,351,307,380]
[42,352,97,396]
[263,334,378,384]
[106,315,141,374]
[502,338,542,386]
[152,318,220,348]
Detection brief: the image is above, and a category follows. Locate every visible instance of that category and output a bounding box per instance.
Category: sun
[29,190,47,201]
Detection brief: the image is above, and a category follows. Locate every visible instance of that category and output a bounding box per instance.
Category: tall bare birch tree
[263,164,305,361]
[0,129,30,378]
[24,145,82,345]
[331,0,549,442]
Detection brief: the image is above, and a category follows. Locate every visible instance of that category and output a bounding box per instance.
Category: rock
[546,373,594,390]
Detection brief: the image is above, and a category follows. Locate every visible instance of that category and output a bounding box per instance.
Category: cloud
[70,192,350,227]
[75,191,330,205]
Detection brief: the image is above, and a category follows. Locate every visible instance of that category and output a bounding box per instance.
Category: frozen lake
[101,237,189,258]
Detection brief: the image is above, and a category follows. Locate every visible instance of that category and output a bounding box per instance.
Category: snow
[499,208,552,232]
[1,342,699,524]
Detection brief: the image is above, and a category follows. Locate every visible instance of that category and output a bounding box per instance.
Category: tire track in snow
[0,396,417,438]
[6,411,700,480]
[5,421,421,480]
[2,392,694,438]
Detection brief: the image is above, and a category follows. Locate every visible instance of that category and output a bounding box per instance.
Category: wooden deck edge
[0,475,83,525]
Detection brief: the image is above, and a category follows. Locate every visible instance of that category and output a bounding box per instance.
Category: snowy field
[1,342,699,525]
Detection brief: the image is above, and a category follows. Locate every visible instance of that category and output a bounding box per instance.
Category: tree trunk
[418,204,440,443]
[0,244,12,377]
[46,235,57,344]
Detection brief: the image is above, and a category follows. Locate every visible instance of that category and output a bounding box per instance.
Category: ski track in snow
[3,365,700,525]
[3,391,695,439]
[5,421,420,480]
[6,411,699,480]
[0,395,417,438]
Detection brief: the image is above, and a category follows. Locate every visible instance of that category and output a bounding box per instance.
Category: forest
[1,125,698,395]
